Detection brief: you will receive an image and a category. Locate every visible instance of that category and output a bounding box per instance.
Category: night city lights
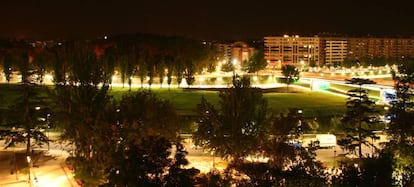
[0,1,413,186]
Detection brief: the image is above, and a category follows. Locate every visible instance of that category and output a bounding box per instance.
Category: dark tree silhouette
[243,50,267,74]
[281,64,300,91]
[385,62,414,186]
[340,78,379,158]
[193,76,269,163]
[2,53,13,83]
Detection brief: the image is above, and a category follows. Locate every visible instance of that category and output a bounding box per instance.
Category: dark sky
[1,0,413,40]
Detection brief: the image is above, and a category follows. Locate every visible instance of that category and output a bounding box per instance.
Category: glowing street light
[232,59,238,76]
[27,156,32,182]
[232,59,238,66]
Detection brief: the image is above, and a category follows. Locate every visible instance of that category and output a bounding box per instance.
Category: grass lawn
[264,92,345,117]
[0,83,346,118]
[109,87,221,115]
[0,84,23,110]
[109,86,346,117]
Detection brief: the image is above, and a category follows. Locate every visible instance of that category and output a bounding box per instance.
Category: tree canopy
[193,76,269,162]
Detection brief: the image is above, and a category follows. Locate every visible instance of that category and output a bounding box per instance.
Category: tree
[332,152,393,186]
[100,45,117,88]
[263,109,305,168]
[13,49,31,83]
[184,60,195,87]
[385,62,414,186]
[165,56,174,90]
[116,91,179,139]
[2,53,13,83]
[105,91,190,186]
[281,64,300,90]
[175,60,184,88]
[193,76,269,163]
[1,46,51,151]
[164,141,200,186]
[106,136,173,186]
[31,47,53,84]
[52,42,114,186]
[47,41,72,85]
[231,109,326,186]
[156,58,165,88]
[243,50,267,74]
[339,78,379,158]
[221,61,235,73]
[388,62,414,142]
[3,83,50,154]
[342,57,358,68]
[1,56,51,181]
[137,55,147,88]
[119,55,135,91]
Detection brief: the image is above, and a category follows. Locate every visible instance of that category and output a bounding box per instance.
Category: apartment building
[231,41,255,64]
[264,35,319,69]
[216,41,255,66]
[216,43,233,63]
[265,35,414,69]
[347,37,414,60]
[321,38,348,66]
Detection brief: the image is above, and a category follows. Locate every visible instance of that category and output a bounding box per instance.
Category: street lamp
[232,59,238,76]
[27,156,31,183]
[211,148,216,169]
[46,113,51,150]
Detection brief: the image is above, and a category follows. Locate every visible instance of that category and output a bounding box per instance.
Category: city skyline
[1,0,413,40]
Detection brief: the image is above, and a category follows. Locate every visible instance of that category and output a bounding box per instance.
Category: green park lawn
[109,86,346,117]
[0,83,346,118]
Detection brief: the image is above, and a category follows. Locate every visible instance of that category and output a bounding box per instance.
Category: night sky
[1,0,413,40]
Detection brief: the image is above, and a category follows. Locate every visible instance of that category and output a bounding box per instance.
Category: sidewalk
[0,147,78,187]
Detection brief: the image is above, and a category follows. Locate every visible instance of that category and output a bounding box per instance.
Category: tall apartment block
[264,35,414,69]
[321,37,348,66]
[347,37,414,60]
[264,35,319,69]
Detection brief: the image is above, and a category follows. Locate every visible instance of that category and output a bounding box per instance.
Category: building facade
[321,38,348,66]
[264,35,320,69]
[231,41,255,65]
[216,41,255,67]
[265,35,414,69]
[347,37,414,60]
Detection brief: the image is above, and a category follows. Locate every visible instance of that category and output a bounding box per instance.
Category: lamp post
[232,59,238,76]
[212,148,216,169]
[47,113,51,150]
[27,156,31,185]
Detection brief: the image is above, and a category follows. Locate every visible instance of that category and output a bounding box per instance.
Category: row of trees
[0,34,219,90]
[0,35,273,90]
